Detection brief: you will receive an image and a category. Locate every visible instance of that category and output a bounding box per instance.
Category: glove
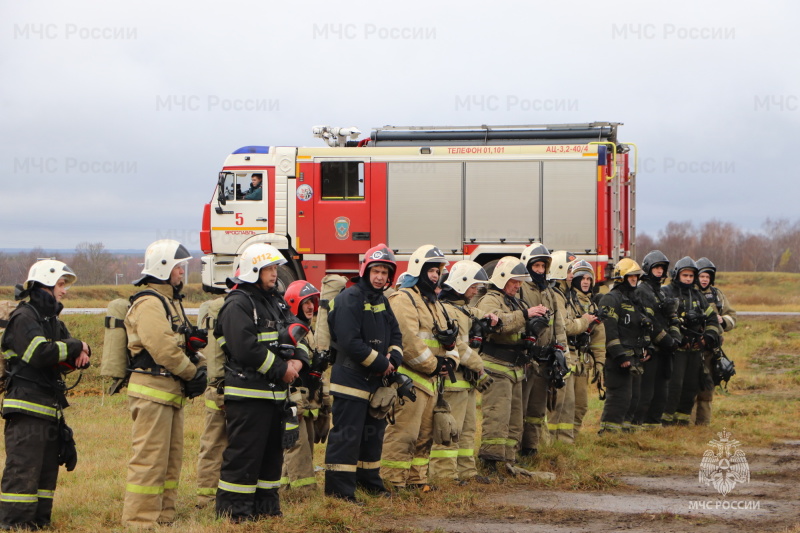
[187,327,208,352]
[58,422,78,472]
[368,386,397,419]
[183,367,207,399]
[282,414,300,449]
[289,387,309,417]
[475,371,494,393]
[591,362,605,382]
[432,399,459,446]
[703,332,718,350]
[314,404,331,444]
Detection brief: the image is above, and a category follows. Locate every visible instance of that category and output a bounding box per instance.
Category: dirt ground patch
[416,441,800,533]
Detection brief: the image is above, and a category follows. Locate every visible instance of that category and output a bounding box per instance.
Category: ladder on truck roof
[367,122,621,146]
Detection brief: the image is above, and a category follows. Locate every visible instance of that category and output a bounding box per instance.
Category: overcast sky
[2,1,798,251]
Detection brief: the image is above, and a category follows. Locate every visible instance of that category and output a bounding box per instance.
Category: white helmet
[25,260,77,290]
[230,243,287,285]
[520,243,552,273]
[406,244,448,277]
[548,250,578,281]
[489,256,531,289]
[444,260,489,294]
[135,239,192,286]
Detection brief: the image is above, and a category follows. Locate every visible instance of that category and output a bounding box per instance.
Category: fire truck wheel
[277,264,298,294]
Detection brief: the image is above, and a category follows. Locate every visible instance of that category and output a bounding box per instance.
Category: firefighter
[546,251,592,443]
[518,244,568,456]
[564,260,606,435]
[631,251,682,429]
[694,257,736,425]
[324,244,403,503]
[280,280,327,493]
[122,240,207,528]
[430,261,499,484]
[598,258,650,434]
[383,244,462,491]
[0,260,90,530]
[312,274,348,448]
[214,243,309,521]
[195,294,226,507]
[661,257,720,426]
[476,256,544,470]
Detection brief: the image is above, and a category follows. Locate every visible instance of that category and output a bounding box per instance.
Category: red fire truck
[199,123,637,292]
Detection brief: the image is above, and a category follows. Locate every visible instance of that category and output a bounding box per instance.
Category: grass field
[1,277,799,532]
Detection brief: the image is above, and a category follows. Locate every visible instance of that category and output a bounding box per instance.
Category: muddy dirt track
[414,440,799,533]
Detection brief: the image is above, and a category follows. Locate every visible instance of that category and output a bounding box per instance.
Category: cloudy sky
[1,1,798,251]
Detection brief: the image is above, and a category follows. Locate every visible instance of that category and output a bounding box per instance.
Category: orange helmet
[284,280,320,317]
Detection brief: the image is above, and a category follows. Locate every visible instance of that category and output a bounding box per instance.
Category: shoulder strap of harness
[130,290,177,332]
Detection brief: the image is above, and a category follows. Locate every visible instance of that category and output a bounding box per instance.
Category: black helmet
[696,257,717,286]
[671,256,698,282]
[641,250,670,281]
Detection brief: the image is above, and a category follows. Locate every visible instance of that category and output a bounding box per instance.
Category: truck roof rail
[368,122,621,146]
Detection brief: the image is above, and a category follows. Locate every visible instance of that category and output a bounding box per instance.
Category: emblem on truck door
[334,216,350,240]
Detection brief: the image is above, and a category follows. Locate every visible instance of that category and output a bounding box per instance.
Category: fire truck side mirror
[217,172,228,206]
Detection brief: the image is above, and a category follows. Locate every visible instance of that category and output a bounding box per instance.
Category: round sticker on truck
[296,184,313,201]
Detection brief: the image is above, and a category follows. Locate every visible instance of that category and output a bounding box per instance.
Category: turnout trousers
[324,396,387,498]
[599,364,632,433]
[381,386,436,487]
[122,397,184,528]
[0,414,59,530]
[632,353,670,428]
[547,373,576,443]
[281,415,316,490]
[480,369,524,462]
[216,399,284,521]
[573,369,589,434]
[663,349,702,425]
[429,385,478,481]
[196,387,226,507]
[521,363,549,451]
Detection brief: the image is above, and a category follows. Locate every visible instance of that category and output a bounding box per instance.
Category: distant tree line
[2,218,800,286]
[635,218,800,272]
[0,242,202,286]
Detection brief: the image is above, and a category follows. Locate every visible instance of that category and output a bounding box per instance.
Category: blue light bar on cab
[233,146,270,154]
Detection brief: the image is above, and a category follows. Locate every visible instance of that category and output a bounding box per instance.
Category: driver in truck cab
[243,173,263,200]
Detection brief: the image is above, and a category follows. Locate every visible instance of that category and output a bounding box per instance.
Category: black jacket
[328,277,403,402]
[599,283,651,365]
[215,283,309,402]
[662,280,720,349]
[1,289,84,420]
[635,278,682,352]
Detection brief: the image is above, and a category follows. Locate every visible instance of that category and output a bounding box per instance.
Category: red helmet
[359,244,397,284]
[284,280,320,317]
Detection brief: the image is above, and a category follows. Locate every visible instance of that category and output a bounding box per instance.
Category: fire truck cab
[200,123,636,293]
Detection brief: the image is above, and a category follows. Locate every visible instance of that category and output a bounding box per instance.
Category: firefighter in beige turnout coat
[547,251,593,443]
[518,244,568,455]
[195,296,226,507]
[123,240,207,528]
[429,261,501,483]
[382,245,462,489]
[564,260,606,434]
[476,256,544,468]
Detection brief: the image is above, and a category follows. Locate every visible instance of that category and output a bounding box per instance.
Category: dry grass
[715,272,800,311]
[0,283,217,309]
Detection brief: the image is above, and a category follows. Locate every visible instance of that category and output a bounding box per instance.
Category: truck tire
[277,264,298,294]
